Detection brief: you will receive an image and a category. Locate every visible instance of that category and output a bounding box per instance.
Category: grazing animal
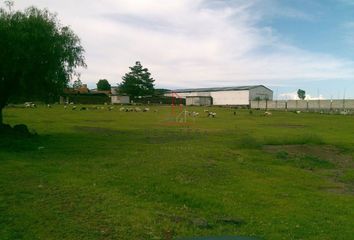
[192,111,199,117]
[119,107,126,112]
[295,110,301,114]
[134,107,142,112]
[72,106,77,110]
[340,111,348,115]
[208,112,216,118]
[264,111,272,116]
[143,107,150,112]
[47,104,51,108]
[108,106,114,111]
[64,106,67,109]
[24,102,32,108]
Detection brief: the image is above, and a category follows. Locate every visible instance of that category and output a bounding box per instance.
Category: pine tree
[119,61,155,98]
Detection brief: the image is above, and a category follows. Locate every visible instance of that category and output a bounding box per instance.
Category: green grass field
[1,105,354,240]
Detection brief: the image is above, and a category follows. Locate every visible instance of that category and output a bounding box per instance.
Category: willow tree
[0,2,86,125]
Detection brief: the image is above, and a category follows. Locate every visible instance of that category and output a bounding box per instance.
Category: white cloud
[9,0,354,89]
[279,92,325,100]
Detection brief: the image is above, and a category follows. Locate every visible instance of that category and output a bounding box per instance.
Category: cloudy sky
[10,0,354,99]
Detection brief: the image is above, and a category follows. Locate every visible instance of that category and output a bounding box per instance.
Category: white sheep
[264,111,272,116]
[119,107,126,112]
[208,112,216,118]
[143,107,150,112]
[24,102,32,108]
[192,111,199,117]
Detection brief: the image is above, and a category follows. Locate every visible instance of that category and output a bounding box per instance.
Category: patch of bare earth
[264,145,353,167]
[263,124,306,129]
[263,144,354,194]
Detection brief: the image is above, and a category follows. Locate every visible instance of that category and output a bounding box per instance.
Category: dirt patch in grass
[83,119,114,123]
[264,144,354,194]
[264,145,353,167]
[263,124,307,129]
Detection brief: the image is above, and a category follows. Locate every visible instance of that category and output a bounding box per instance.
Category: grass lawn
[1,105,354,240]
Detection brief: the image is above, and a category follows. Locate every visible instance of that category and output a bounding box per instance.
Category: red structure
[170,91,183,115]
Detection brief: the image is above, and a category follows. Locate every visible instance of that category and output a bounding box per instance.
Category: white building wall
[249,86,273,100]
[211,90,249,105]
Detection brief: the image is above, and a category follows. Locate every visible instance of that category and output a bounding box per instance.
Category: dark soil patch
[264,145,353,167]
[83,119,114,123]
[263,124,307,129]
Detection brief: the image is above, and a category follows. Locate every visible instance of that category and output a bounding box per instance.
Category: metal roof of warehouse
[170,85,271,93]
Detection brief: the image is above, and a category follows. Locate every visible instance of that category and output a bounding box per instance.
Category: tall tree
[118,61,155,98]
[96,79,111,91]
[297,89,306,100]
[0,2,86,125]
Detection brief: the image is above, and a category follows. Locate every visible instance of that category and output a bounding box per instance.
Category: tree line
[0,1,161,126]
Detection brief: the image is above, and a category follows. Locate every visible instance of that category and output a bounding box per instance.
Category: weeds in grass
[339,170,354,184]
[275,152,335,170]
[238,135,263,149]
[264,133,324,146]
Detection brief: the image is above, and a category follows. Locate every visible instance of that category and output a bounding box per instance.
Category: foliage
[72,79,83,89]
[118,61,155,98]
[297,89,306,100]
[0,3,86,124]
[96,79,111,91]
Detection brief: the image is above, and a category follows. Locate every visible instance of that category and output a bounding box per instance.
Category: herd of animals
[23,102,279,117]
[20,101,353,117]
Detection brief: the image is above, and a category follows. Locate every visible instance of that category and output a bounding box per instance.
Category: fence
[250,99,354,111]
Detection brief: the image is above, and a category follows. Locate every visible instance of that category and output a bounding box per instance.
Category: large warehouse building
[165,85,273,106]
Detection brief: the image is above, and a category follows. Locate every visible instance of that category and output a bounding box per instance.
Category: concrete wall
[250,99,354,110]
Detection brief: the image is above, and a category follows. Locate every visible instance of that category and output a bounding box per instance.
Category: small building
[165,85,273,106]
[186,96,212,106]
[111,95,130,104]
[110,87,130,104]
